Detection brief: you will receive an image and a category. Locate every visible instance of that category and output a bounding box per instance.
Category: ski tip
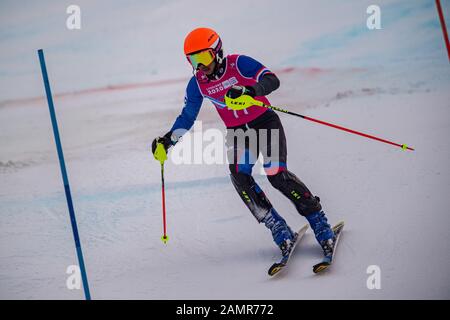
[333,221,345,231]
[268,264,283,276]
[313,263,330,274]
[161,235,169,244]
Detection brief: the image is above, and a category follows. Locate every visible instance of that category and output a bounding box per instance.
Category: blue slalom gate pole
[38,49,91,300]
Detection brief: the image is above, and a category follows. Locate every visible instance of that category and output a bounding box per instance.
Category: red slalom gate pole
[264,104,415,151]
[436,0,450,62]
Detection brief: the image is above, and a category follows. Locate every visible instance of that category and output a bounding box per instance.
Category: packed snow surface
[1,0,449,299]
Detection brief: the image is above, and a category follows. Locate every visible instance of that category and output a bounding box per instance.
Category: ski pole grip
[154,143,167,164]
[224,95,264,110]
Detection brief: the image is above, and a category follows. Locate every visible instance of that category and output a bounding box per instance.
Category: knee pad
[267,170,322,216]
[230,172,272,222]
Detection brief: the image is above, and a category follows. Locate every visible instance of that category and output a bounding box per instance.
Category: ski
[312,221,345,274]
[268,224,309,277]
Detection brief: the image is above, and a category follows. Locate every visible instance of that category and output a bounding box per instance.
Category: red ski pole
[224,95,415,151]
[160,162,168,243]
[266,104,414,151]
[270,104,414,151]
[154,143,169,244]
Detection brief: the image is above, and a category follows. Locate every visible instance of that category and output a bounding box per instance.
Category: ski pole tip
[401,144,415,151]
[161,235,169,244]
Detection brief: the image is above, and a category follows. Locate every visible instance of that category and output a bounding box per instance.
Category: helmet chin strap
[216,49,224,65]
[191,49,225,81]
[207,49,225,81]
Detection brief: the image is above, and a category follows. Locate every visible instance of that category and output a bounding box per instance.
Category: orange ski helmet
[184,27,223,69]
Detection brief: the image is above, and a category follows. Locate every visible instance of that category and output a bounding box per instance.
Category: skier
[152,27,335,258]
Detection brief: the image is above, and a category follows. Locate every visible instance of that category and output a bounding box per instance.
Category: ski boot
[306,211,336,257]
[263,208,297,256]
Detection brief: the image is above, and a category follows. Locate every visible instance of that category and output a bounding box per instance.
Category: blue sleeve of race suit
[170,76,203,136]
[237,55,271,81]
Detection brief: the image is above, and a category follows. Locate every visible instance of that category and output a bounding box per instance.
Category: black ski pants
[226,110,322,222]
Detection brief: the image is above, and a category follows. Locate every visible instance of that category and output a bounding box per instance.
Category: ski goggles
[186,49,215,69]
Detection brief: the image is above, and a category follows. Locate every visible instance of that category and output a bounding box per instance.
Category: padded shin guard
[230,172,272,222]
[267,170,322,216]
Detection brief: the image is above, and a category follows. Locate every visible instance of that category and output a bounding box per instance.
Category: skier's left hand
[226,85,256,99]
[152,131,175,162]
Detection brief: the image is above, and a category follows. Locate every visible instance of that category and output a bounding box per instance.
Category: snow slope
[0,0,449,299]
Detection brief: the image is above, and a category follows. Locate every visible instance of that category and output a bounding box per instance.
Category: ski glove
[152,131,175,161]
[225,85,256,99]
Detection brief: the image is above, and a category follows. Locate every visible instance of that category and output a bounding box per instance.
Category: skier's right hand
[226,85,256,99]
[152,131,174,162]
